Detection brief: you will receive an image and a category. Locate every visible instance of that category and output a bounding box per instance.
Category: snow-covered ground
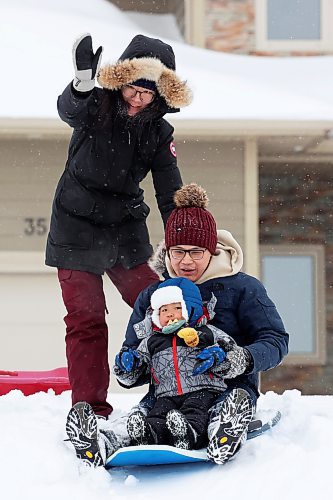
[0,389,332,500]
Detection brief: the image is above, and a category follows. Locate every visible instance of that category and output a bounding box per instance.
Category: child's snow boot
[127,410,155,445]
[166,409,197,450]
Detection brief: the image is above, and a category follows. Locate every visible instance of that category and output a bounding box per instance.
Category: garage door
[0,138,134,390]
[0,251,134,392]
[0,269,66,370]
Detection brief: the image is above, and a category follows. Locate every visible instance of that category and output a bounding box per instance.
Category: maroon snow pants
[58,263,158,418]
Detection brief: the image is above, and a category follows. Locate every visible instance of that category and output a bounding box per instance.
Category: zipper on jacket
[172,335,183,395]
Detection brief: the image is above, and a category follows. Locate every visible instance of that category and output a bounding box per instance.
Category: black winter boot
[166,409,197,450]
[127,411,156,445]
[66,402,119,467]
[206,388,255,465]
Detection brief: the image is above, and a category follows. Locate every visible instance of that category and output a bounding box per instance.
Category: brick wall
[259,162,333,395]
[205,0,256,53]
[204,0,329,56]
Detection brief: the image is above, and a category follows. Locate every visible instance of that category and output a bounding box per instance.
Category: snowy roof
[2,0,333,123]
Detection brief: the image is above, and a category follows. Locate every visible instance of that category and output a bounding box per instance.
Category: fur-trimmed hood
[149,230,243,284]
[97,34,192,110]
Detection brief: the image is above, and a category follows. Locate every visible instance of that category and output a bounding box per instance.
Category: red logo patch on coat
[170,142,177,157]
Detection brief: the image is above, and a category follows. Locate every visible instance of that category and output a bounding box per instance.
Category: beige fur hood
[97,34,192,109]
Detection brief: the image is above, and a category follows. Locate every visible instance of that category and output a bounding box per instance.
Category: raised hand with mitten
[72,33,103,92]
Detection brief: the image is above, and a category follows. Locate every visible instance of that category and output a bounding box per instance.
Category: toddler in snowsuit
[114,277,235,450]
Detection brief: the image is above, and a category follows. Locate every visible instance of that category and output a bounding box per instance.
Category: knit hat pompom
[165,184,217,254]
[174,183,209,209]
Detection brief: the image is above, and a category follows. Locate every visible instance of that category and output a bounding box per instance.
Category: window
[256,0,333,51]
[260,245,326,365]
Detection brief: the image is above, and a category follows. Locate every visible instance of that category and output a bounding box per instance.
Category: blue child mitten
[193,345,226,376]
[115,347,142,373]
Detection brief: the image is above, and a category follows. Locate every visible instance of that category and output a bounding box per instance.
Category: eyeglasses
[121,84,155,104]
[169,248,207,261]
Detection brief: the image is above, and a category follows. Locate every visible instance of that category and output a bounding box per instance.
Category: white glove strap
[73,73,95,93]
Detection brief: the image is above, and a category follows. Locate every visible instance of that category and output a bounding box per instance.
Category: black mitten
[72,33,103,92]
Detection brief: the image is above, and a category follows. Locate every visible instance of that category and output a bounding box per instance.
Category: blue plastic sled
[105,410,281,468]
[106,445,207,468]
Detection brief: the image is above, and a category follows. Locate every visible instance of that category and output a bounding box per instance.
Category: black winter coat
[45,84,182,274]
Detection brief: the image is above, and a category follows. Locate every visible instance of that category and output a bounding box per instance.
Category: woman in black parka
[45,33,192,418]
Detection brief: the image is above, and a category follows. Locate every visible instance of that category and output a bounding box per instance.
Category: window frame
[260,244,326,365]
[255,0,333,52]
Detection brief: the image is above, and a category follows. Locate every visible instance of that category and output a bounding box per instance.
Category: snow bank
[0,389,331,500]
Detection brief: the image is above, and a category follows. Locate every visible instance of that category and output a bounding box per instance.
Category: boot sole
[66,401,104,467]
[166,410,191,449]
[207,388,255,465]
[127,412,148,445]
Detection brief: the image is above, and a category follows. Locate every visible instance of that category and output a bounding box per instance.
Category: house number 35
[24,218,48,236]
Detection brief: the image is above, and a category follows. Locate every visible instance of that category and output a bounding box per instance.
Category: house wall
[204,0,332,55]
[0,135,245,392]
[0,137,244,251]
[259,161,333,395]
[205,0,256,53]
[0,138,67,251]
[107,0,333,55]
[109,0,179,13]
[108,0,185,39]
[143,139,245,249]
